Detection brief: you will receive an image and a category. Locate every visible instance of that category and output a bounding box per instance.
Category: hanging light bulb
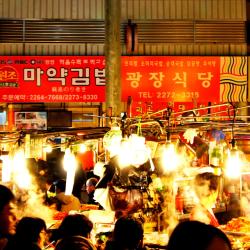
[117,134,149,168]
[129,134,149,167]
[44,144,53,153]
[224,105,244,179]
[225,139,242,179]
[162,142,180,173]
[118,138,131,168]
[160,129,180,173]
[63,147,77,195]
[103,121,122,157]
[79,143,87,153]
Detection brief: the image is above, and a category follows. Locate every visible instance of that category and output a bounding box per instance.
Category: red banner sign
[0,56,105,102]
[121,56,220,102]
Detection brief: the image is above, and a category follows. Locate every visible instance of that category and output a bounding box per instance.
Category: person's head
[0,184,16,237]
[167,220,232,250]
[112,216,144,249]
[55,235,96,250]
[194,172,220,207]
[86,178,98,194]
[15,216,47,248]
[57,214,93,239]
[55,179,66,193]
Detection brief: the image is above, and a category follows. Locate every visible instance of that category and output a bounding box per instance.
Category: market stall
[0,103,250,249]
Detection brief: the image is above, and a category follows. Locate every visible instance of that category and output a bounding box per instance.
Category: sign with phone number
[121,56,220,102]
[0,56,106,103]
[0,56,246,103]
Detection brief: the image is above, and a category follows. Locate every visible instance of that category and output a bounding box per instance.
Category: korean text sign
[121,56,220,102]
[0,56,105,103]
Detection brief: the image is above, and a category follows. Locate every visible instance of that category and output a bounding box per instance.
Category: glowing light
[93,161,105,178]
[118,139,131,168]
[129,134,149,166]
[117,134,150,168]
[183,128,197,144]
[147,148,155,171]
[63,148,77,195]
[1,154,11,182]
[12,148,31,189]
[103,126,122,157]
[44,145,53,153]
[79,143,87,153]
[225,149,242,179]
[162,143,180,172]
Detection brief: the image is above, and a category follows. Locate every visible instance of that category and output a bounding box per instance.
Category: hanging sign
[122,56,220,102]
[0,56,246,103]
[0,56,105,103]
[130,101,234,120]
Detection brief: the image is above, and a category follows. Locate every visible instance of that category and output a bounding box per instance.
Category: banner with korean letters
[122,56,247,103]
[0,56,105,102]
[122,56,221,103]
[0,56,247,103]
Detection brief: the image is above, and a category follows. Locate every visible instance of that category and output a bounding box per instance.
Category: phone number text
[1,94,99,102]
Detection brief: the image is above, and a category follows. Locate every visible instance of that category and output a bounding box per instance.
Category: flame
[63,148,77,195]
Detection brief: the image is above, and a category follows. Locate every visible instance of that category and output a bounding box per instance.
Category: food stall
[1,103,250,249]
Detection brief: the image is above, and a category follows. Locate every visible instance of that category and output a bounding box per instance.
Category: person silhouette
[190,167,221,227]
[167,220,232,250]
[4,216,47,250]
[0,184,16,250]
[104,215,145,250]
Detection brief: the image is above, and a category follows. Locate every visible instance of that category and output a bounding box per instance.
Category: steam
[160,175,179,235]
[14,178,55,226]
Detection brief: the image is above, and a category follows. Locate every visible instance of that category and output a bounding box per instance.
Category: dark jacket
[4,239,41,250]
[55,236,96,250]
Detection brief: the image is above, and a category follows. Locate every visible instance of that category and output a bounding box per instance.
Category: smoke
[158,175,179,235]
[14,176,55,227]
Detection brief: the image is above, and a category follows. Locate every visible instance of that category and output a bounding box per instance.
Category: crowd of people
[0,142,237,250]
[0,181,233,250]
